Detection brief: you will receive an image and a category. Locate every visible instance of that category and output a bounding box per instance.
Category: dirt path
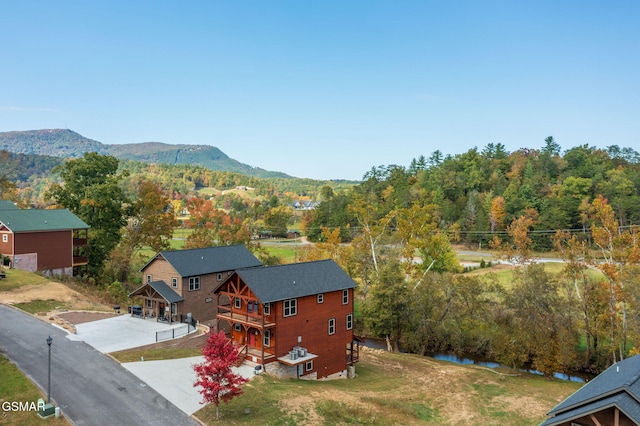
[0,281,114,332]
[0,281,90,305]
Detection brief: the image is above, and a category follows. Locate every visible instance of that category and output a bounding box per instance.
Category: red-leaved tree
[193,331,248,419]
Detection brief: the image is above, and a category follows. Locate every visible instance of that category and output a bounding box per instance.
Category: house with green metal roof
[0,205,89,275]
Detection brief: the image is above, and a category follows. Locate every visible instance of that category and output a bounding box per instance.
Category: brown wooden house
[129,245,262,325]
[0,201,89,276]
[216,259,360,380]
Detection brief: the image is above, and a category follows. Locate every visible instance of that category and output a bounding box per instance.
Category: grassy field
[0,268,50,291]
[110,347,201,363]
[12,299,71,315]
[194,349,579,425]
[0,355,68,425]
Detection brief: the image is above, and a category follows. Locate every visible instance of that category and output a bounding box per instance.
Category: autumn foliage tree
[185,198,251,248]
[193,331,248,419]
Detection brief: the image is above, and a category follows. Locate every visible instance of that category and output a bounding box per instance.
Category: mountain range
[0,129,291,179]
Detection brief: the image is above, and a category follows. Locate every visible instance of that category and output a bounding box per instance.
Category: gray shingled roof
[128,280,184,304]
[235,259,357,303]
[541,354,640,425]
[0,208,89,232]
[141,245,262,277]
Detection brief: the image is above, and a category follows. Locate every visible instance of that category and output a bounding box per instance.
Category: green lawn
[194,350,579,425]
[0,355,68,425]
[12,299,71,315]
[109,347,201,363]
[0,269,50,291]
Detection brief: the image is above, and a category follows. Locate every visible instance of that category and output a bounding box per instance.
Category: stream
[362,338,591,383]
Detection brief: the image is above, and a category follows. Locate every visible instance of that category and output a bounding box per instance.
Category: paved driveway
[72,314,193,353]
[122,357,255,415]
[0,305,197,425]
[72,314,255,415]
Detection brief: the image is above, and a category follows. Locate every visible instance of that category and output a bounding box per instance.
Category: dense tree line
[303,139,640,374]
[5,139,640,375]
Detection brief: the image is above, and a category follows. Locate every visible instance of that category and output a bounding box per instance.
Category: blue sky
[1,1,638,180]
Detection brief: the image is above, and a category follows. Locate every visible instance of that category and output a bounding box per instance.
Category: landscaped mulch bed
[56,311,119,325]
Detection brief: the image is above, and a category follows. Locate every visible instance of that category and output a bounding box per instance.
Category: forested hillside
[0,129,291,178]
[302,138,640,376]
[3,137,640,378]
[305,139,640,249]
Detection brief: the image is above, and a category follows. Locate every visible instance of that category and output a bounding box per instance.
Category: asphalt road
[0,305,198,425]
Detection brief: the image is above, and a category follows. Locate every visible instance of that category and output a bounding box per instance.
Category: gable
[543,355,640,425]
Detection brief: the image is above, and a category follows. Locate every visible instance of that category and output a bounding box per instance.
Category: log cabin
[216,259,361,380]
[129,245,262,325]
[0,201,89,276]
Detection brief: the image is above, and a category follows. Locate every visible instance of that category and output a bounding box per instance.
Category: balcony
[218,305,276,328]
[73,238,88,247]
[73,256,88,266]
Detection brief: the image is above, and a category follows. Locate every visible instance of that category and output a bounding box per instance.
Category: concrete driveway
[122,356,255,415]
[71,314,194,353]
[0,305,197,425]
[69,314,255,415]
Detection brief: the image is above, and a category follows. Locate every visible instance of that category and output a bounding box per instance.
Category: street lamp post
[46,335,52,403]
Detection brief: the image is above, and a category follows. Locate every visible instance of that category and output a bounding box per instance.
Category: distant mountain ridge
[0,129,291,179]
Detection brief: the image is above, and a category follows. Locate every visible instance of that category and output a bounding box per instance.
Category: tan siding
[143,259,182,293]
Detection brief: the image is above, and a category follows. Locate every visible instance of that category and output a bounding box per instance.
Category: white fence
[156,323,197,342]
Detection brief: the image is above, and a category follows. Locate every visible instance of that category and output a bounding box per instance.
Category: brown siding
[274,288,353,378]
[182,271,229,324]
[141,258,230,324]
[15,230,73,271]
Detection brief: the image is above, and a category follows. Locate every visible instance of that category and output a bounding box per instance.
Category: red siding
[274,288,353,378]
[14,230,72,271]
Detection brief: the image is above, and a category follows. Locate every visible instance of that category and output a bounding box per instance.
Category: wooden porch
[218,304,276,329]
[234,342,276,365]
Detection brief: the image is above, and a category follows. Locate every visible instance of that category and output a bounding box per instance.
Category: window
[2,234,7,243]
[342,289,349,305]
[234,297,242,309]
[146,274,152,283]
[146,299,152,308]
[346,314,353,330]
[317,293,324,304]
[328,318,335,335]
[171,277,178,288]
[283,299,297,317]
[188,276,200,291]
[264,330,271,347]
[234,323,242,332]
[263,302,270,315]
[217,273,223,281]
[305,360,313,372]
[171,303,177,315]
